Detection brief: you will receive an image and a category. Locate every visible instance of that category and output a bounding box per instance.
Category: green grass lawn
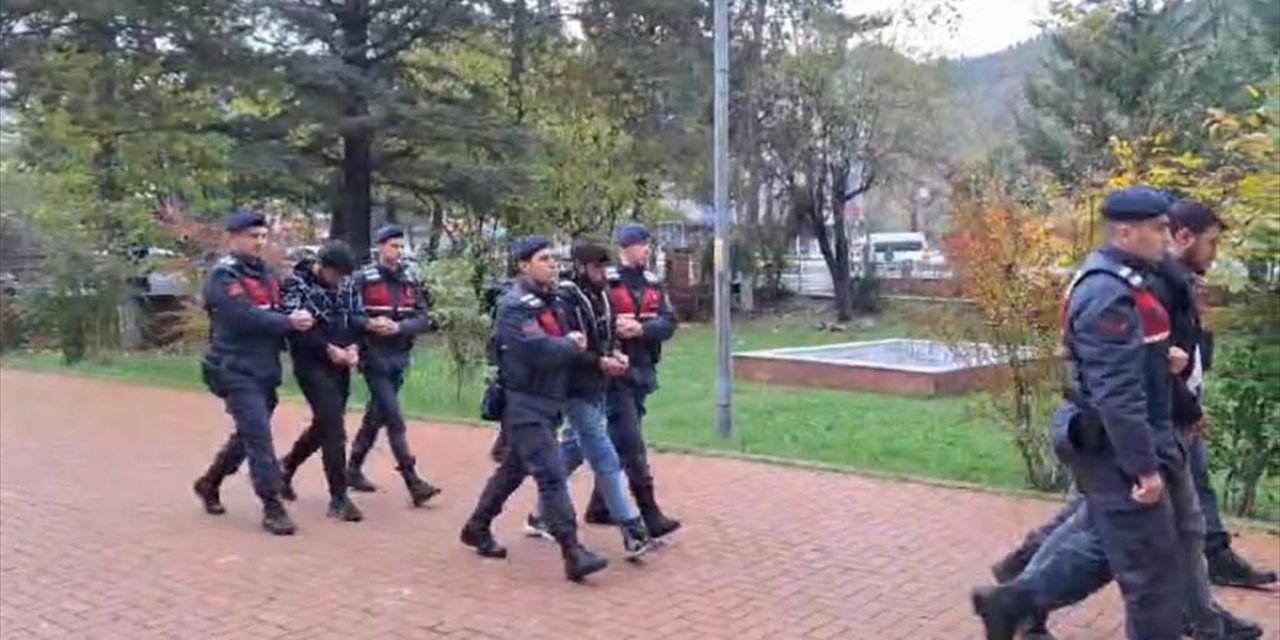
[1,306,1029,492]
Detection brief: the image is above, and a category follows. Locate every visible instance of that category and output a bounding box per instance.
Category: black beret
[511,235,551,262]
[375,224,405,244]
[316,241,357,275]
[1101,186,1173,222]
[225,210,267,233]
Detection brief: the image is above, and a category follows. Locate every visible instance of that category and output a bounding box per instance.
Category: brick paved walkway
[0,370,1276,640]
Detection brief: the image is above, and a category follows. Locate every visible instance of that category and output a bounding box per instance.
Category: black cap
[1101,186,1172,222]
[511,235,551,262]
[316,240,357,275]
[375,224,405,244]
[1169,199,1227,234]
[225,210,267,233]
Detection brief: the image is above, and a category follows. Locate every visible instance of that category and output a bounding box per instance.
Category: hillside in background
[940,36,1052,163]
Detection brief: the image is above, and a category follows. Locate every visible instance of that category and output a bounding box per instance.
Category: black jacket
[280,258,364,365]
[558,276,614,401]
[1148,256,1205,428]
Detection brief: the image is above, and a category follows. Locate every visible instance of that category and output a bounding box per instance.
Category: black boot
[583,489,616,526]
[279,463,297,502]
[346,467,377,493]
[192,476,226,515]
[971,584,1035,640]
[327,495,364,523]
[620,517,656,562]
[1207,547,1278,589]
[632,481,680,538]
[261,499,297,536]
[562,543,609,582]
[1019,612,1056,640]
[398,459,442,508]
[1192,608,1264,640]
[460,520,507,559]
[992,540,1041,584]
[1222,611,1263,640]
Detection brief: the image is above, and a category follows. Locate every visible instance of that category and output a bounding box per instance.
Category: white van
[868,232,938,265]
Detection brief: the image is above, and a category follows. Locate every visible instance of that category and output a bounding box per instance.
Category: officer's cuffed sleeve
[204,269,292,336]
[640,289,677,343]
[497,301,577,368]
[1071,287,1159,478]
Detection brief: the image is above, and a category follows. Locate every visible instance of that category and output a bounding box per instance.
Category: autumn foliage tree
[940,167,1075,491]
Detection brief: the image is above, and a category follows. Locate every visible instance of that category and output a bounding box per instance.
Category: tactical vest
[359,264,418,319]
[606,266,663,320]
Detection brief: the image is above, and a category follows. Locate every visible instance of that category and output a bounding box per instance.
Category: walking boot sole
[460,529,508,559]
[327,508,364,523]
[1209,573,1278,590]
[566,558,609,583]
[410,485,442,508]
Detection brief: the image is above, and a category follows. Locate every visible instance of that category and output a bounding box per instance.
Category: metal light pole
[712,0,732,439]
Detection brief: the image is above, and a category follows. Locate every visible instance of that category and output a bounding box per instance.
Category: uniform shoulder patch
[360,265,381,282]
[605,266,620,282]
[519,292,544,309]
[216,255,238,267]
[643,270,659,284]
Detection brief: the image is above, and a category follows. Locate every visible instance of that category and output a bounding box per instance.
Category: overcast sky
[846,0,1054,58]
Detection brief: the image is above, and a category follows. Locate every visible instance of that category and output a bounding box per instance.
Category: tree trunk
[336,0,373,262]
[426,200,445,259]
[737,0,769,313]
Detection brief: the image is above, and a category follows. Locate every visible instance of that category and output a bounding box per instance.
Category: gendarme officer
[974,187,1185,639]
[460,235,610,582]
[192,210,314,535]
[586,223,680,539]
[346,224,441,507]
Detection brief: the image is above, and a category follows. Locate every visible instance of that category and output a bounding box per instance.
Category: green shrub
[1205,339,1280,518]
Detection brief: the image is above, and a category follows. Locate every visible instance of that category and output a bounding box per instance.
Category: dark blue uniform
[345,260,440,504]
[585,263,680,536]
[277,257,364,512]
[1052,246,1186,638]
[194,254,292,509]
[987,252,1259,639]
[461,274,608,580]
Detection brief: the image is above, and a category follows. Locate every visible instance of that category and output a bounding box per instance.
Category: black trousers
[281,360,352,499]
[469,420,579,548]
[349,365,417,473]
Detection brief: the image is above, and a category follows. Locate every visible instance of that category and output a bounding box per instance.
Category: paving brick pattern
[0,369,1276,640]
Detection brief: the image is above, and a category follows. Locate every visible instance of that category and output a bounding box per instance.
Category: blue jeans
[555,397,639,523]
[1187,434,1230,552]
